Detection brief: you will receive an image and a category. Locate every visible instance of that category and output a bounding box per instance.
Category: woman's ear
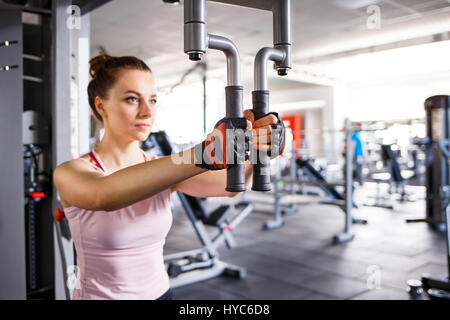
[95,96,106,120]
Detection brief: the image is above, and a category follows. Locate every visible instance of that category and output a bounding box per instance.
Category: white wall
[155,78,225,144]
[271,85,337,159]
[344,74,450,122]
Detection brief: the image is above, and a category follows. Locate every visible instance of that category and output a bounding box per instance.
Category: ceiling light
[162,0,181,6]
[331,0,381,10]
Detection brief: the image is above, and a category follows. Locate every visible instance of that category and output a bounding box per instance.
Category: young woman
[53,54,285,300]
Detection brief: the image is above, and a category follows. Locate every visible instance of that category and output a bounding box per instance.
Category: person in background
[351,122,365,186]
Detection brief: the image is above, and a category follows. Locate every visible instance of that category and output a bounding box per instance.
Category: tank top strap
[86,149,148,174]
[142,150,151,162]
[89,151,106,173]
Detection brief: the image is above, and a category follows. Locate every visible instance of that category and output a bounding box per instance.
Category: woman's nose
[139,100,155,118]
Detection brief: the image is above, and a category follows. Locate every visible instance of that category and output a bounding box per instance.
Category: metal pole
[54,222,70,300]
[345,118,353,234]
[333,118,355,244]
[264,155,285,230]
[446,203,450,278]
[184,0,207,61]
[290,139,297,197]
[52,0,73,300]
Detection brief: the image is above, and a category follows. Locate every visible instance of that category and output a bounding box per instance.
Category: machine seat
[203,205,231,227]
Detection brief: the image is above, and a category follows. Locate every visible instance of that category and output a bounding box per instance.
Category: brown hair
[87,54,152,123]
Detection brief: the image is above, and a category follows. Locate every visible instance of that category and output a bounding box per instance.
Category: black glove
[194,117,250,170]
[244,110,286,159]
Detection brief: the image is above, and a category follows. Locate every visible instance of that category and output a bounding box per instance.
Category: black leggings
[156,288,173,300]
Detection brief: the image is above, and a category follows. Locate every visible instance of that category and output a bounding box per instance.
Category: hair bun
[89,54,112,78]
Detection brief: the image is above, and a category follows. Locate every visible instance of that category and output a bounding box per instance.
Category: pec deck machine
[184,0,292,193]
[158,0,293,288]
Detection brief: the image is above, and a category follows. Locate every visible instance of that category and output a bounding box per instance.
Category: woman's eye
[150,99,157,105]
[127,97,139,103]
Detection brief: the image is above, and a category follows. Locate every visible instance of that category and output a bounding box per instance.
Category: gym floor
[165,183,447,300]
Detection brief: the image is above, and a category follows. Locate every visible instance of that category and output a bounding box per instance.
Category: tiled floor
[165,183,448,300]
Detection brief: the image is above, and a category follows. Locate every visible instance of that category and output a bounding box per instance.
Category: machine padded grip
[225,85,246,192]
[252,90,271,192]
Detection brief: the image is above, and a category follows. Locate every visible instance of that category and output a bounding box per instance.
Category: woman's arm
[171,161,254,197]
[54,148,206,212]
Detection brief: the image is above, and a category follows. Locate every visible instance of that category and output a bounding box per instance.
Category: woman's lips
[135,124,150,130]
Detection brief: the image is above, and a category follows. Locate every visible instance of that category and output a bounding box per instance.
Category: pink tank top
[63,150,173,300]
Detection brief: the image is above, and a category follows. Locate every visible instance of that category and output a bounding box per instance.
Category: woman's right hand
[194,117,252,170]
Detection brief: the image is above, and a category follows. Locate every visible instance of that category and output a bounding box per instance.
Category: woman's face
[98,69,157,142]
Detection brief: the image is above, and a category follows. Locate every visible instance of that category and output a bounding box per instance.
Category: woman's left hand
[243,109,286,159]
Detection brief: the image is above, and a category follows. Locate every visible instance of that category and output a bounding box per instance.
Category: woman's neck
[94,130,144,171]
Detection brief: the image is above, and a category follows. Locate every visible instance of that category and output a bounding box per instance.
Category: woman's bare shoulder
[54,154,98,177]
[53,155,102,209]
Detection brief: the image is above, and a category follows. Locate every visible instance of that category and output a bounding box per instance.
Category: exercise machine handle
[225,85,246,193]
[252,90,271,191]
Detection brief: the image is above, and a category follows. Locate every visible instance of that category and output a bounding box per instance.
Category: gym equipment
[184,0,246,192]
[0,3,57,300]
[24,144,46,292]
[335,119,360,243]
[407,96,450,230]
[381,144,415,201]
[1,0,53,11]
[423,96,450,229]
[365,144,415,209]
[244,121,367,242]
[3,0,28,4]
[53,209,72,300]
[194,117,250,170]
[184,0,291,192]
[303,120,367,243]
[243,151,299,230]
[406,279,423,298]
[71,0,111,15]
[23,113,52,298]
[251,0,291,192]
[296,158,355,210]
[421,143,450,298]
[365,172,395,210]
[407,187,450,299]
[295,157,368,237]
[407,136,450,300]
[144,131,254,288]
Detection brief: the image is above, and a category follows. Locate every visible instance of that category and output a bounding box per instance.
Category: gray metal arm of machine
[254,48,285,91]
[207,34,240,87]
[184,0,246,192]
[252,0,291,191]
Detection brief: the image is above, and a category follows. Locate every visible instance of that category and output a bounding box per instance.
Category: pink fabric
[63,150,173,300]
